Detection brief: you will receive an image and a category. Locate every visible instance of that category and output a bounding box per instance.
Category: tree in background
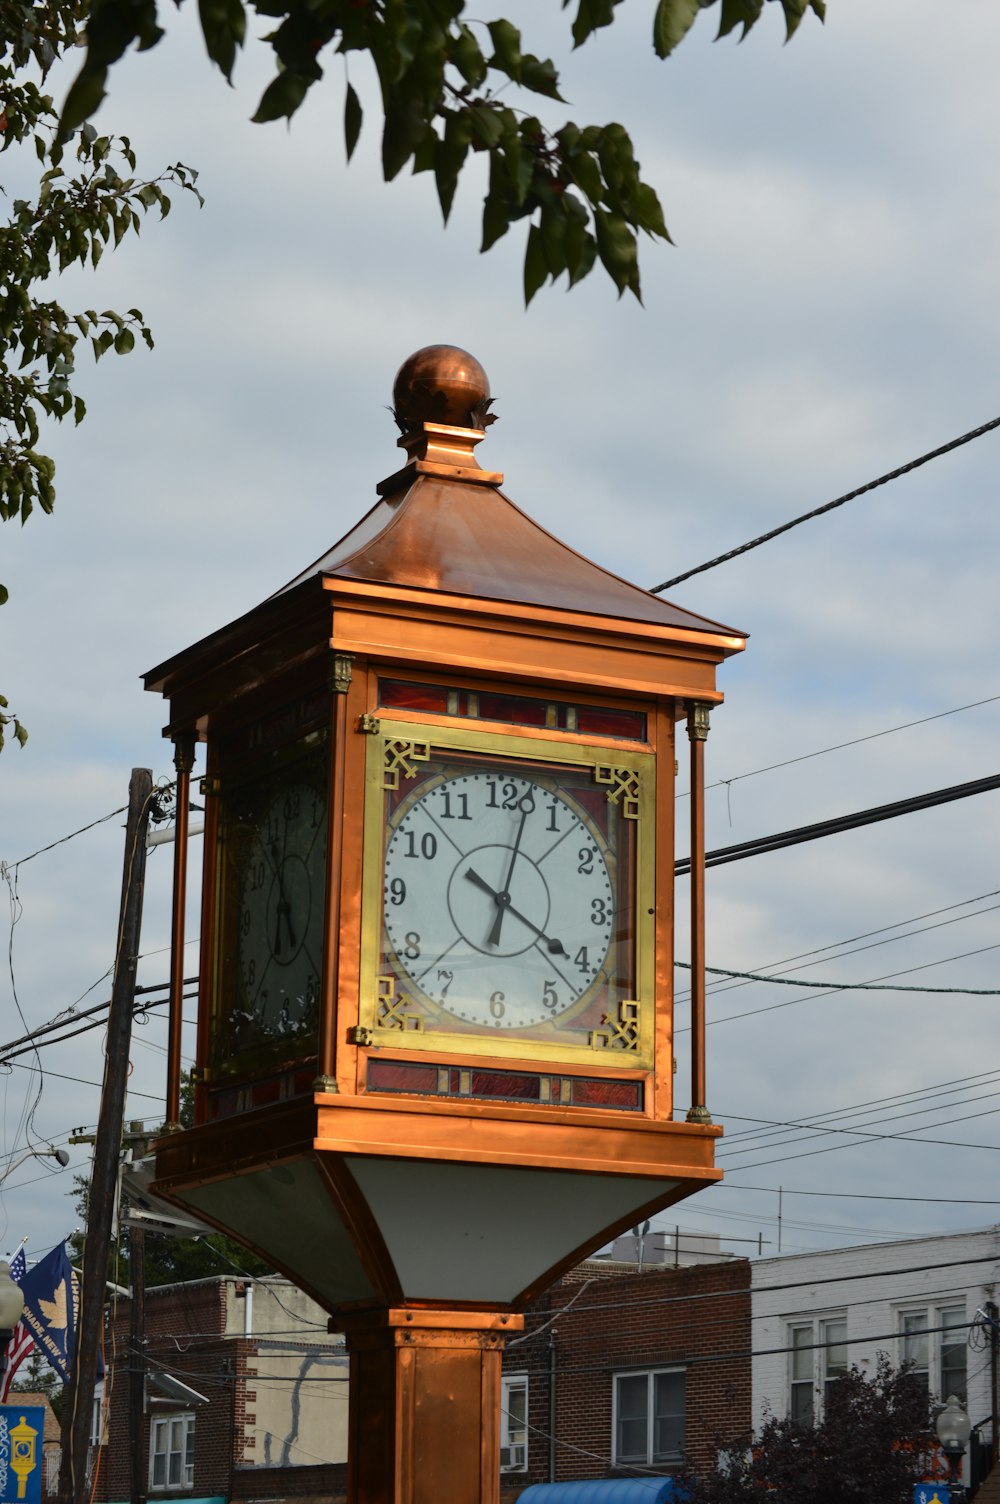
[687,1356,943,1504]
[64,0,825,306]
[0,0,201,748]
[11,1345,63,1415]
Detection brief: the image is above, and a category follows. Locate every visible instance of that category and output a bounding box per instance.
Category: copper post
[686,703,711,1125]
[336,1307,523,1504]
[316,654,353,1092]
[165,734,195,1129]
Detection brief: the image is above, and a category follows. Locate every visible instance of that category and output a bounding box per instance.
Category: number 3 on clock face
[382,767,619,1030]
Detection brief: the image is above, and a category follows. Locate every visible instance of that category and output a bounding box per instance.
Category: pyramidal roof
[273,346,743,643]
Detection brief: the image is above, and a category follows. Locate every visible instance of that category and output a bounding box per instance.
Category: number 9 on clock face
[381,760,631,1034]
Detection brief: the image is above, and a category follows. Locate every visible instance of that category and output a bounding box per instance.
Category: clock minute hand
[487,807,529,947]
[464,867,568,957]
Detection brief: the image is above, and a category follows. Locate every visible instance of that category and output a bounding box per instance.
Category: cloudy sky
[3,0,1000,1275]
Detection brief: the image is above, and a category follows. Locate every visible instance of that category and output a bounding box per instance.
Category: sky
[2,0,1000,1277]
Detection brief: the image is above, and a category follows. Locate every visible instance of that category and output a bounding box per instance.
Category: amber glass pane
[571,1078,642,1109]
[469,1070,541,1100]
[368,1060,440,1094]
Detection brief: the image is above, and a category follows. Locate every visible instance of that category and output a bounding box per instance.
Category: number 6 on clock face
[381,761,626,1033]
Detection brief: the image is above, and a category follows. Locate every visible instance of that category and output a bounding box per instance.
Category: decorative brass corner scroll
[383,739,431,790]
[331,654,354,694]
[589,999,640,1052]
[594,765,641,820]
[376,975,424,1031]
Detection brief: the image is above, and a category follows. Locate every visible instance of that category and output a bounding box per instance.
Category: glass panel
[505,1383,527,1443]
[616,1375,649,1462]
[652,1371,685,1460]
[791,1326,813,1381]
[940,1307,967,1401]
[380,680,452,714]
[903,1312,929,1377]
[790,1382,814,1426]
[478,692,548,727]
[822,1319,848,1380]
[575,706,646,741]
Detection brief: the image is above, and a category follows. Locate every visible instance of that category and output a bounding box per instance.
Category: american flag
[0,1244,35,1401]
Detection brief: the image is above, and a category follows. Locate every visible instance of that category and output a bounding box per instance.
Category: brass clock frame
[357,715,656,1069]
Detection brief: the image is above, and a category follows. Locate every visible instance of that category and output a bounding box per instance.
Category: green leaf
[717,0,764,40]
[60,63,108,135]
[568,0,623,49]
[114,328,135,354]
[252,69,309,124]
[451,25,486,88]
[344,82,362,161]
[14,720,28,749]
[519,55,564,101]
[594,208,640,299]
[0,585,7,607]
[653,0,701,58]
[523,223,547,305]
[198,0,247,80]
[435,111,473,221]
[487,19,521,81]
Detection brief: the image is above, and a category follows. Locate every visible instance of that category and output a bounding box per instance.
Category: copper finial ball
[392,345,493,431]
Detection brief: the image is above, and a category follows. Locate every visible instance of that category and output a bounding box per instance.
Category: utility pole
[127,1122,149,1504]
[987,1300,999,1468]
[59,769,153,1504]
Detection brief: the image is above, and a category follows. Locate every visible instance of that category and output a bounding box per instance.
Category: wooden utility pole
[59,769,153,1504]
[127,1123,149,1504]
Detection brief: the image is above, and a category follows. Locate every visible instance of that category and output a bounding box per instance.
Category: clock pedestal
[339,1308,523,1504]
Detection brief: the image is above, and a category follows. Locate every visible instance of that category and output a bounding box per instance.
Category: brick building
[92,1275,347,1504]
[500,1251,752,1498]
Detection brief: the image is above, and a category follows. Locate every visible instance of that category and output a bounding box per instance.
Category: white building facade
[752,1226,1000,1488]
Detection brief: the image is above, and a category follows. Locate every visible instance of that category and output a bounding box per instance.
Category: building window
[613,1368,685,1467]
[788,1315,847,1426]
[900,1305,967,1403]
[149,1413,195,1491]
[500,1375,528,1473]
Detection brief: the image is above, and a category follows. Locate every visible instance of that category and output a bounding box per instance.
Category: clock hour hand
[464,867,568,957]
[487,807,529,947]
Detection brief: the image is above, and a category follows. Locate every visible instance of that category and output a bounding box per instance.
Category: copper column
[685,702,711,1124]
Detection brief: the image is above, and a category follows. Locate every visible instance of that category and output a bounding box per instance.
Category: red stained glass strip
[380,680,452,714]
[469,1070,541,1100]
[571,1078,642,1109]
[477,693,548,727]
[368,1060,440,1094]
[575,706,646,740]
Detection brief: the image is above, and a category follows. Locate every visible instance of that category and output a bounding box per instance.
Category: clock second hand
[464,867,568,957]
[487,806,529,948]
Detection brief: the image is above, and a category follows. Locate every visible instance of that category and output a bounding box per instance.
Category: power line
[674,770,1000,875]
[650,411,1000,593]
[678,958,1000,998]
[676,693,1000,801]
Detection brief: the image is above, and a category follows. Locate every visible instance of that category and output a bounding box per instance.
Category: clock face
[214,735,329,1070]
[238,779,327,1031]
[381,764,621,1031]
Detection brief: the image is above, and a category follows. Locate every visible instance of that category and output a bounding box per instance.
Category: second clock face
[383,768,617,1029]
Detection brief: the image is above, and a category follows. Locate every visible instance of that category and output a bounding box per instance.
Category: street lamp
[0,1145,70,1184]
[936,1395,972,1501]
[0,1259,26,1387]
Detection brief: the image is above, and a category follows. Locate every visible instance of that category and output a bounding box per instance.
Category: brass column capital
[686,702,711,741]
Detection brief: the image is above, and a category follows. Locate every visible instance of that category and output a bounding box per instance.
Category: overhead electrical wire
[650,410,1000,592]
[675,692,1000,802]
[674,770,1000,875]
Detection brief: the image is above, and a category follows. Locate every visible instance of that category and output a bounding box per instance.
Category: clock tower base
[337,1307,524,1504]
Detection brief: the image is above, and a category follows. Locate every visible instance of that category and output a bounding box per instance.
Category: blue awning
[517,1481,684,1504]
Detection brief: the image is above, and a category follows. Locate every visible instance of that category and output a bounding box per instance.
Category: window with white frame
[899,1304,967,1403]
[500,1374,528,1473]
[613,1368,685,1468]
[787,1315,847,1426]
[149,1413,195,1491]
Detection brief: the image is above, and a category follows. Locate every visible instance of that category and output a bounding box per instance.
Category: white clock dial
[383,770,615,1029]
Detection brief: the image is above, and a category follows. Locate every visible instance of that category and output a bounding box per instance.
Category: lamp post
[0,1145,70,1184]
[936,1394,972,1502]
[0,1259,26,1390]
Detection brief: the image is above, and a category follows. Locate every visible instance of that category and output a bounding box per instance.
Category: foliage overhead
[0,0,202,746]
[63,0,825,307]
[687,1356,943,1504]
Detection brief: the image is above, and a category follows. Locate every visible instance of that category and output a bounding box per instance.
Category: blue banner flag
[914,1487,950,1504]
[17,1246,76,1387]
[0,1404,44,1504]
